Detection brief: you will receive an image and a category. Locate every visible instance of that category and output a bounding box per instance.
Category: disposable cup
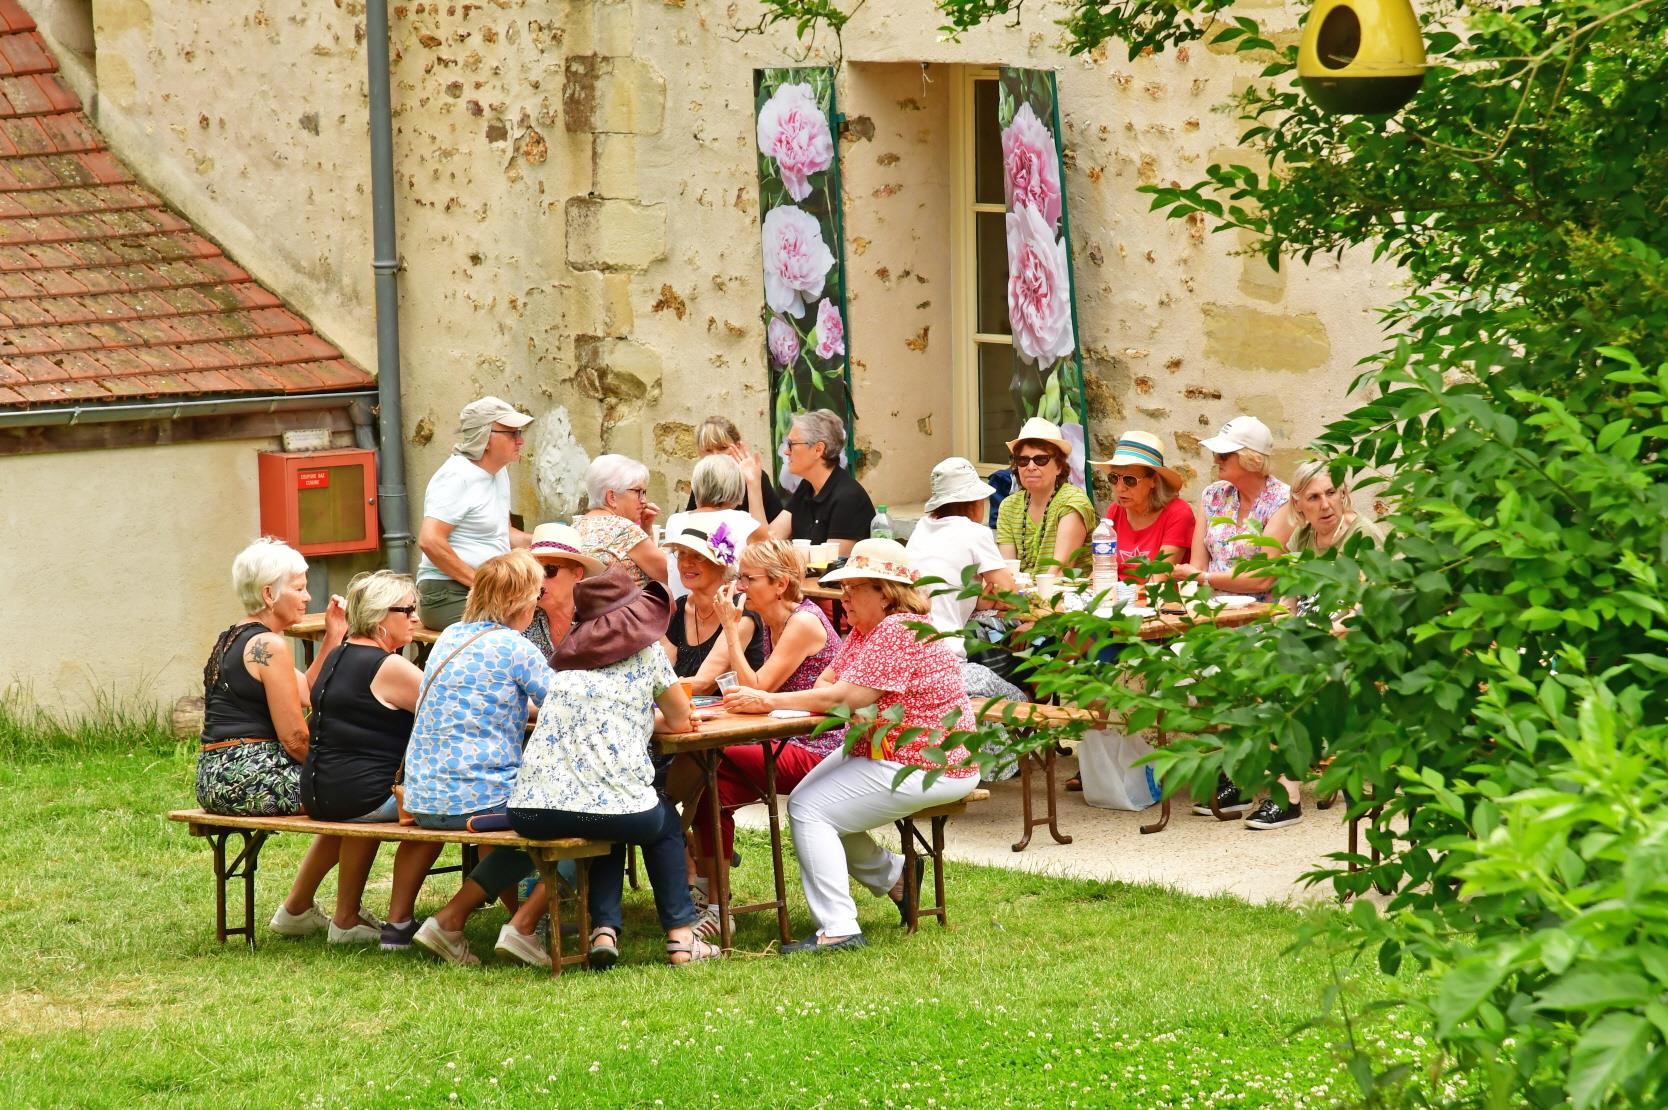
[1004,558,1022,577]
[678,679,696,700]
[716,671,739,693]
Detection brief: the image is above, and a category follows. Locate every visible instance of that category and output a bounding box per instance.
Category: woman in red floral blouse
[723,538,979,953]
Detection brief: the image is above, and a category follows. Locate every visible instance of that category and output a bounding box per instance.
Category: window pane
[976,210,1011,336]
[974,80,1004,205]
[977,343,1021,466]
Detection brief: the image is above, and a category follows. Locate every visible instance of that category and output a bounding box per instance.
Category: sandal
[666,936,722,966]
[588,926,619,971]
[1065,776,1083,792]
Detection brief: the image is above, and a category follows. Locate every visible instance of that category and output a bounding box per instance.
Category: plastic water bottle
[1090,517,1119,597]
[871,505,894,540]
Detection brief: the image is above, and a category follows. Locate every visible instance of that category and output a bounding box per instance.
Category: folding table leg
[761,740,791,944]
[699,750,733,951]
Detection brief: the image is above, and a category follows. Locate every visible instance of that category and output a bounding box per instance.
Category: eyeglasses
[1012,453,1055,469]
[784,439,812,450]
[1111,473,1148,488]
[387,605,417,616]
[737,573,770,584]
[541,564,567,579]
[491,428,525,442]
[624,486,648,498]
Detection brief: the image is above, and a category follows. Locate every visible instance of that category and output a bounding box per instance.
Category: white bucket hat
[923,457,997,513]
[1199,415,1275,457]
[819,538,915,585]
[528,522,605,576]
[1004,416,1072,459]
[1089,430,1183,488]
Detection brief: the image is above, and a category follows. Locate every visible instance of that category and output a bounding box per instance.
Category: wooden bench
[167,810,612,977]
[893,787,990,933]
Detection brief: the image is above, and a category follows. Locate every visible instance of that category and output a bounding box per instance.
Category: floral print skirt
[196,741,303,817]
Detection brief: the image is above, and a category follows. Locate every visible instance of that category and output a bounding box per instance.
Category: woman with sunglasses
[522,522,606,664]
[1087,431,1196,577]
[1172,415,1295,599]
[995,417,1096,575]
[297,570,424,944]
[575,453,668,588]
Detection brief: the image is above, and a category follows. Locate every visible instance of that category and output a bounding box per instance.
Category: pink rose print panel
[998,68,1093,493]
[754,68,855,485]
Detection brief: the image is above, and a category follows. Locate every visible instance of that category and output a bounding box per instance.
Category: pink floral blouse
[1199,477,1290,574]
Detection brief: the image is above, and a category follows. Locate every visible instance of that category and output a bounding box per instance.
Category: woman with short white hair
[197,537,351,938]
[767,408,874,555]
[662,455,769,601]
[574,453,668,587]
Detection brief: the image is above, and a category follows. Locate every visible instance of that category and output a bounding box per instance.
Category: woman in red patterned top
[723,538,979,954]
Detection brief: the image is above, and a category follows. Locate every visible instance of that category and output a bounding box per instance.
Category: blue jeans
[412,808,532,900]
[507,798,697,933]
[346,795,399,823]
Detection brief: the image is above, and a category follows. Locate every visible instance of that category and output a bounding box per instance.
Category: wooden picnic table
[286,611,439,666]
[799,575,842,602]
[654,708,832,950]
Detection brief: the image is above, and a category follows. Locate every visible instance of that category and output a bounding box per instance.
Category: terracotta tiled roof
[0,0,373,410]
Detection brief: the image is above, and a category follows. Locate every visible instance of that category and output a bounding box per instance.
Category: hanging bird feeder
[1298,0,1427,115]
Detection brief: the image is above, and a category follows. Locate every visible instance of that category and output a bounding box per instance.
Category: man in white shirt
[415,396,534,629]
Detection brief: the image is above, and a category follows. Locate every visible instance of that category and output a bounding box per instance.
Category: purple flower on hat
[709,522,738,566]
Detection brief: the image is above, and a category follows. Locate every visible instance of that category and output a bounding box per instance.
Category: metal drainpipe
[366,0,413,573]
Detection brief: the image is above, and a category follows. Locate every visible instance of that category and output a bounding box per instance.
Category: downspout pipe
[367,0,413,573]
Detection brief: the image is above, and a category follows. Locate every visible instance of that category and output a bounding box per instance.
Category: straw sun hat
[528,522,605,576]
[1088,431,1183,488]
[820,538,915,585]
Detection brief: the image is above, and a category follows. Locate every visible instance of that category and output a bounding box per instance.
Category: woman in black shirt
[661,523,766,689]
[298,570,424,945]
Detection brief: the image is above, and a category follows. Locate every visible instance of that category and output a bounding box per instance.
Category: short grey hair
[585,454,650,507]
[691,453,746,509]
[345,570,416,638]
[792,408,845,467]
[696,416,742,455]
[232,537,307,615]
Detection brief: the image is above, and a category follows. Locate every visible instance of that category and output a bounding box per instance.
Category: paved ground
[737,752,1354,906]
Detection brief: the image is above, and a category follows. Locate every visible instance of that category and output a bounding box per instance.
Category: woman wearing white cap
[995,417,1096,575]
[1173,414,1295,598]
[1088,431,1196,575]
[905,457,1025,701]
[723,539,980,953]
[522,522,605,665]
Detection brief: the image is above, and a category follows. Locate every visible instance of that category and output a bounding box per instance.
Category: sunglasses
[490,428,525,441]
[387,605,417,616]
[1111,473,1148,488]
[1011,453,1056,469]
[1214,451,1236,463]
[541,564,569,579]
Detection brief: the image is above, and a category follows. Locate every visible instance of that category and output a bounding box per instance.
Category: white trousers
[787,753,979,938]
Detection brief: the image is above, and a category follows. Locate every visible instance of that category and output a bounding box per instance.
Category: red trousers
[692,743,826,860]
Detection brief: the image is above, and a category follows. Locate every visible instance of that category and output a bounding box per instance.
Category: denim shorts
[345,794,400,823]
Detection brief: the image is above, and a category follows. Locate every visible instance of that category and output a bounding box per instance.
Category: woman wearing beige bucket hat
[1087,430,1196,575]
[723,539,980,953]
[522,522,605,665]
[995,416,1096,575]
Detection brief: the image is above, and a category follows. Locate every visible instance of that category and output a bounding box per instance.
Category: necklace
[690,600,719,641]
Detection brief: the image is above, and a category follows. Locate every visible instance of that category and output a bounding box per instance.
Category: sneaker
[692,904,735,943]
[412,917,480,966]
[269,903,329,937]
[1243,797,1304,830]
[779,933,866,955]
[328,920,382,945]
[494,924,552,969]
[380,920,419,950]
[1192,781,1252,817]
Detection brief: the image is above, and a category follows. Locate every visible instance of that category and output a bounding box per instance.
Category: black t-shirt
[784,465,875,544]
[299,643,414,821]
[683,481,784,524]
[668,596,767,678]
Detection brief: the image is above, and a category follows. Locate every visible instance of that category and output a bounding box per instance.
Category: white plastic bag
[1076,728,1161,811]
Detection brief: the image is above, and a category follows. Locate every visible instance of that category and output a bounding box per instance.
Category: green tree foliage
[754,0,1668,1102]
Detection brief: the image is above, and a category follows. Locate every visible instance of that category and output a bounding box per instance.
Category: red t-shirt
[829,614,977,776]
[1105,497,1196,575]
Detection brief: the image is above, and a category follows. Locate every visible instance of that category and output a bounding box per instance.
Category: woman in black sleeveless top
[298,570,423,944]
[661,525,766,688]
[197,538,349,939]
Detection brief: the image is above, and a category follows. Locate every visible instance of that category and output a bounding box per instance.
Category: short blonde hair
[232,537,308,615]
[1235,448,1270,475]
[873,579,930,617]
[464,551,542,625]
[691,453,746,509]
[345,570,416,638]
[696,416,742,455]
[740,539,805,604]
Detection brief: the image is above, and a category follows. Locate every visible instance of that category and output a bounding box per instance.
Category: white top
[904,514,1006,660]
[508,644,677,816]
[416,454,511,583]
[661,508,759,600]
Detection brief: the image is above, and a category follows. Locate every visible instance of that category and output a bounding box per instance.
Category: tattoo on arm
[247,640,274,667]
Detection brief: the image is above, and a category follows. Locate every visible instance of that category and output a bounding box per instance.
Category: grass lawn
[0,736,1428,1108]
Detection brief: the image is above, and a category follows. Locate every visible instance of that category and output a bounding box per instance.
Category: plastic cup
[1004,558,1022,577]
[716,671,739,693]
[792,539,812,552]
[678,679,696,700]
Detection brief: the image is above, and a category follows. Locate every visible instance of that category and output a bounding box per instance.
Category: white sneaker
[494,924,552,969]
[413,917,479,966]
[328,920,381,944]
[269,903,329,937]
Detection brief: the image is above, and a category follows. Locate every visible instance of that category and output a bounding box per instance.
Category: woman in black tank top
[295,571,424,943]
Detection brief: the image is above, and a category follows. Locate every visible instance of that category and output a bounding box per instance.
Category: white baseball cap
[1199,415,1274,457]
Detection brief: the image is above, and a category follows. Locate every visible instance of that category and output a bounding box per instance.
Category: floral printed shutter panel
[999,68,1093,494]
[754,67,855,484]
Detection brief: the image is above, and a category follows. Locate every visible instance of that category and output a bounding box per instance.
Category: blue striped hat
[1089,430,1182,487]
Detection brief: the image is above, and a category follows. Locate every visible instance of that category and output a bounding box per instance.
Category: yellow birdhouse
[1298,0,1427,115]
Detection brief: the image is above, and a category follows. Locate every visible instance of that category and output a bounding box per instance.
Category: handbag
[395,626,498,827]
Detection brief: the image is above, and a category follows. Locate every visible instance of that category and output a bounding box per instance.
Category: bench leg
[897,817,921,934]
[208,829,270,948]
[625,844,639,891]
[1013,744,1073,852]
[535,854,595,979]
[895,816,950,933]
[931,816,949,929]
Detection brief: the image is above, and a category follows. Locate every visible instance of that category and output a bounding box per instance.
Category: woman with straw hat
[995,416,1096,575]
[522,521,605,664]
[1087,430,1196,576]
